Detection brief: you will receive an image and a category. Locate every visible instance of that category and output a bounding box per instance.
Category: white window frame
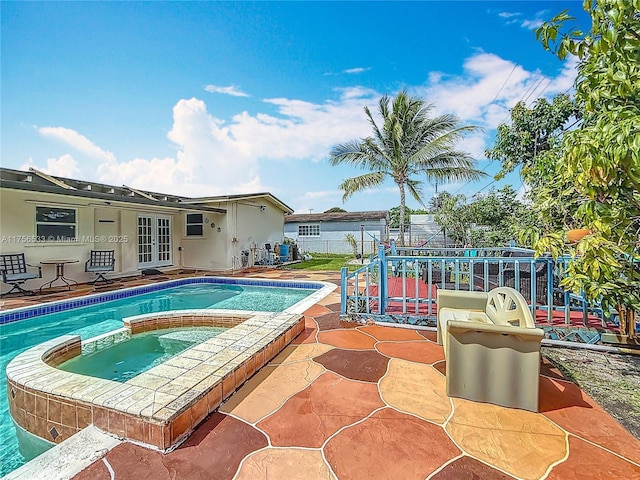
[35,206,77,241]
[298,224,320,237]
[185,213,204,237]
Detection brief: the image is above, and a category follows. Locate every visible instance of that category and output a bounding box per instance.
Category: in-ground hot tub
[7,309,305,451]
[58,327,228,382]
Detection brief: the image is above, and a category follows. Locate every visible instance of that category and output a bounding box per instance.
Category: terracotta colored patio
[4,269,640,479]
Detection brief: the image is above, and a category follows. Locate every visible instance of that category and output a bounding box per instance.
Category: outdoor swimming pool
[0,277,324,476]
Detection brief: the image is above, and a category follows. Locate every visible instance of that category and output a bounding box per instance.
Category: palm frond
[339,171,386,201]
[365,105,385,146]
[329,140,368,166]
[424,164,488,183]
[406,179,426,207]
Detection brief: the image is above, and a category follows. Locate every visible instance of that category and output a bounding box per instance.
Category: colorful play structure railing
[340,244,616,343]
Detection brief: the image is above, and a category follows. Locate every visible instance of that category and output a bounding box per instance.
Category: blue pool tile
[0,276,323,324]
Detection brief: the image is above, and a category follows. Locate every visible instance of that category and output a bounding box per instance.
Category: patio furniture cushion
[438,308,491,324]
[86,265,114,272]
[4,272,40,282]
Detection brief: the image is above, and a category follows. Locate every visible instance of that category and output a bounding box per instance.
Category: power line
[441,64,521,199]
[454,62,571,199]
[459,72,546,200]
[520,72,547,105]
[491,65,517,104]
[450,159,495,196]
[437,56,574,202]
[531,77,555,102]
[470,178,498,198]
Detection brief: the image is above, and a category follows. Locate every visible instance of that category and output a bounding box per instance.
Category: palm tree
[329,90,486,246]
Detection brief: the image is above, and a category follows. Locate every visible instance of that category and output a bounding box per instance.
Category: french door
[137,215,172,268]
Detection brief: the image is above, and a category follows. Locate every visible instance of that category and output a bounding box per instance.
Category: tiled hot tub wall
[6,310,304,451]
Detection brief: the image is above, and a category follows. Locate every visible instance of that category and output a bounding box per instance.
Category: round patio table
[39,259,79,292]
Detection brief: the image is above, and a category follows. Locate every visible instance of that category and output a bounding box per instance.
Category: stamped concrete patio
[5,269,640,479]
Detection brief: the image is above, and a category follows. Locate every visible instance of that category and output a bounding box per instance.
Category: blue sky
[1,1,590,213]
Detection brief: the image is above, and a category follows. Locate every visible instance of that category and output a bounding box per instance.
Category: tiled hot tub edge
[6,310,304,452]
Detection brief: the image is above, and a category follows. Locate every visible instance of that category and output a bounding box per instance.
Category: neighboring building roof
[0,168,290,214]
[181,192,294,215]
[284,210,389,223]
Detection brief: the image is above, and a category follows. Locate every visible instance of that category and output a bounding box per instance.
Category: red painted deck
[363,277,619,333]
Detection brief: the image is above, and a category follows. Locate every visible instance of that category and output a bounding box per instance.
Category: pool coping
[1,425,122,480]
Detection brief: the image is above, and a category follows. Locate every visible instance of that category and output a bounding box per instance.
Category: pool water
[0,282,312,476]
[59,327,226,382]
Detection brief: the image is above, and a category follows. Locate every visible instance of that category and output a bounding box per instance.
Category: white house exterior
[0,168,293,294]
[284,211,389,255]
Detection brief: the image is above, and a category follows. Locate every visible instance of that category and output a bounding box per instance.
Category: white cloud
[404,51,578,200]
[516,182,530,202]
[457,135,490,160]
[417,52,578,131]
[37,126,116,162]
[226,88,377,163]
[20,154,81,178]
[302,190,342,200]
[97,156,192,194]
[94,89,378,196]
[366,186,398,195]
[343,67,370,75]
[521,18,544,30]
[545,55,578,94]
[325,67,372,76]
[495,9,549,30]
[28,89,380,198]
[123,97,263,196]
[338,86,378,100]
[204,84,249,97]
[418,53,526,126]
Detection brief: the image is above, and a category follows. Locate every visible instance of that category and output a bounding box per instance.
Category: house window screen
[36,207,77,240]
[186,213,204,236]
[298,224,320,236]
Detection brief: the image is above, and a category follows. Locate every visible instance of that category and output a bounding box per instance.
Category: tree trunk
[398,184,406,246]
[618,305,637,339]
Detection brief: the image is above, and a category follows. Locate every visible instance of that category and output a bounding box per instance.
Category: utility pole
[434,182,439,210]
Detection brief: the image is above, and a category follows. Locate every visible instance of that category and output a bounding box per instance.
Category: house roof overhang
[181,192,294,214]
[0,168,226,214]
[284,210,390,223]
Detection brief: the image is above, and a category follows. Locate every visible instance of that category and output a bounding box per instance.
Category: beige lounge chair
[437,287,544,412]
